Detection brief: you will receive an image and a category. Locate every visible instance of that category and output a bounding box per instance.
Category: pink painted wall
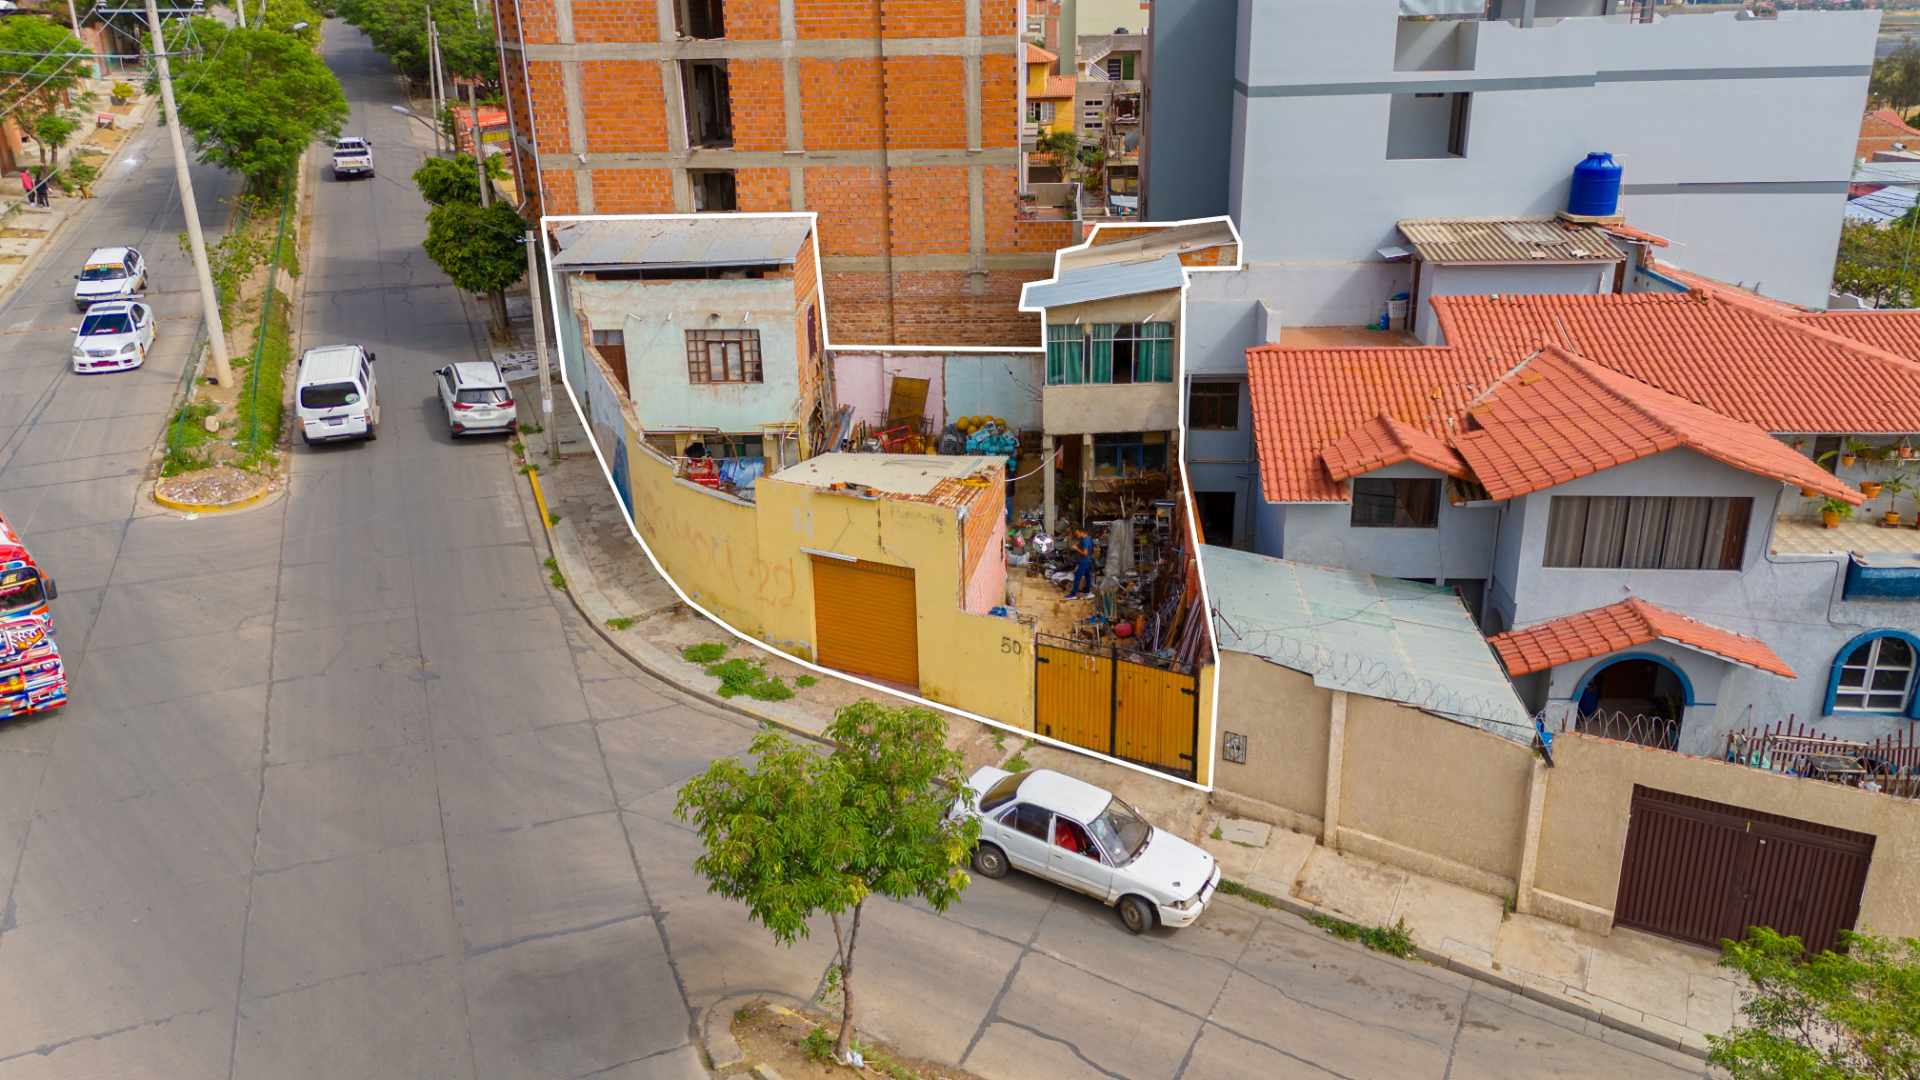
[964,511,1008,615]
[832,353,947,432]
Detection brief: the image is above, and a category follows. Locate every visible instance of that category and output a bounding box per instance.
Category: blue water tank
[1568,152,1623,217]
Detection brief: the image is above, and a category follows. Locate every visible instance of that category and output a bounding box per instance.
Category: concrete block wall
[496,0,1071,347]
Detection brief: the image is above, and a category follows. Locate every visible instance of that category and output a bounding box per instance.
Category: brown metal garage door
[810,556,918,690]
[1614,786,1874,954]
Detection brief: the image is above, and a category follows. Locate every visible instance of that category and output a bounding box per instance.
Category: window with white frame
[1833,635,1916,713]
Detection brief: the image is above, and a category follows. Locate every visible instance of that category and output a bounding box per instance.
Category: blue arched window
[1825,631,1920,717]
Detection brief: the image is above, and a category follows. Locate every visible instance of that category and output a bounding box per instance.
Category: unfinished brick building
[492,0,1074,346]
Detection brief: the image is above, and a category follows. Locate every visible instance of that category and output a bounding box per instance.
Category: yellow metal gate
[811,557,919,690]
[1034,634,1199,780]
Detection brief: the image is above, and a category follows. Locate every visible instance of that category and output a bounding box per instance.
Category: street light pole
[523,229,557,462]
[146,0,234,388]
[425,6,443,154]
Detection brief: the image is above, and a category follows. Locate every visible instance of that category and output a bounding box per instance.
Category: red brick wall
[979,0,1017,37]
[805,167,887,257]
[590,169,676,213]
[726,60,787,151]
[735,167,792,211]
[541,169,580,214]
[727,0,784,38]
[797,58,884,151]
[580,62,669,153]
[880,56,969,149]
[824,269,1041,346]
[794,0,880,39]
[979,53,1018,151]
[516,0,559,44]
[572,0,659,42]
[497,0,522,43]
[880,0,964,37]
[887,167,969,254]
[525,61,572,154]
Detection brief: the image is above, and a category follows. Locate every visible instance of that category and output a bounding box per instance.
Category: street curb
[0,93,161,309]
[151,480,276,514]
[514,462,833,748]
[1217,881,1712,1061]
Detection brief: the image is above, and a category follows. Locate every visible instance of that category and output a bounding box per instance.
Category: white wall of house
[572,277,801,436]
[1227,1,1872,313]
[1255,462,1499,582]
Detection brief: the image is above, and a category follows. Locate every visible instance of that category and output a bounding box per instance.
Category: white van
[295,344,379,444]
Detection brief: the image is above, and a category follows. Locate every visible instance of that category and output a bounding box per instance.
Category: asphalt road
[0,23,1724,1080]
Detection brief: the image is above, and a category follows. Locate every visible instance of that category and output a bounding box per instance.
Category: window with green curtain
[1144,322,1174,382]
[1089,324,1117,383]
[1046,325,1083,385]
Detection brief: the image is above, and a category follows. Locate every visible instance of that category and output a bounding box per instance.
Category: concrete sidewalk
[512,358,1741,1066]
[1195,815,1741,1060]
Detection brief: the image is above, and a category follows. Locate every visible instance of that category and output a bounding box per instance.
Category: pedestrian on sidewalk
[20,169,33,208]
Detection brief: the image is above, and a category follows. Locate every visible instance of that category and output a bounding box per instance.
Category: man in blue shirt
[1065,529,1094,599]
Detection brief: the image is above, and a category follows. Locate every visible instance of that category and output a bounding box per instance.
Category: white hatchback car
[960,767,1220,934]
[72,246,146,310]
[70,300,155,373]
[435,361,516,437]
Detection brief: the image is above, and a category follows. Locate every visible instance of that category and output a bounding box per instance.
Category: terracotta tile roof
[1488,598,1795,679]
[1038,74,1077,99]
[1859,108,1920,161]
[1451,347,1861,504]
[1599,222,1669,248]
[1646,262,1807,315]
[1431,292,1920,433]
[1025,43,1058,64]
[1321,413,1469,482]
[1790,309,1920,364]
[1247,290,1920,504]
[1398,218,1622,266]
[1245,346,1501,502]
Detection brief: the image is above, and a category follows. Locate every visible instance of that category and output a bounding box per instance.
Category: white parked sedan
[70,301,155,373]
[960,767,1220,934]
[72,246,146,310]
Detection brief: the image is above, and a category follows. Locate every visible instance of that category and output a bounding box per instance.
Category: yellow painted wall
[753,474,1037,727]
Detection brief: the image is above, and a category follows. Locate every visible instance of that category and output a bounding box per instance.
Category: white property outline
[539,210,1238,792]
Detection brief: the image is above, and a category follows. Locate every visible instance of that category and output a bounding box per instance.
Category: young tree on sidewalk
[422,199,524,339]
[1709,927,1920,1079]
[675,701,979,1065]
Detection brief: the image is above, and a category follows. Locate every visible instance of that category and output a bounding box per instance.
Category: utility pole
[147,0,234,388]
[467,80,490,206]
[234,0,246,29]
[427,11,448,155]
[523,230,557,462]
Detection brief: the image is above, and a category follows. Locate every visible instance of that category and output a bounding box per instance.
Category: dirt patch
[155,464,274,508]
[729,1002,985,1080]
[0,227,46,239]
[0,254,25,266]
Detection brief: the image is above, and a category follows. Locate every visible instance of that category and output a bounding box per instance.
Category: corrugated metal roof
[1397,217,1623,266]
[1845,185,1920,226]
[549,217,812,271]
[1021,253,1185,309]
[1203,545,1532,741]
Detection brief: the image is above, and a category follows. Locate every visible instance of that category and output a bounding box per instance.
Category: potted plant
[1882,472,1911,526]
[1861,477,1885,500]
[1820,497,1854,530]
[1900,438,1916,461]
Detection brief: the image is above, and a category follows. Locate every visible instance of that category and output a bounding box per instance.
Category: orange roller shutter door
[810,556,919,690]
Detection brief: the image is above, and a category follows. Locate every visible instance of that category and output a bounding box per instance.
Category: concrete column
[553,0,592,212]
[1514,756,1549,915]
[1042,434,1057,534]
[655,0,692,212]
[1080,432,1093,524]
[1323,690,1348,848]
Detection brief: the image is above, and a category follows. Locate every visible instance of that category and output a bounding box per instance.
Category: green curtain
[1046,325,1083,385]
[1145,322,1174,382]
[1090,324,1116,383]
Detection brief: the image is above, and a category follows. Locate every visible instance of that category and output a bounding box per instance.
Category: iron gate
[1034,635,1199,780]
[1614,786,1874,953]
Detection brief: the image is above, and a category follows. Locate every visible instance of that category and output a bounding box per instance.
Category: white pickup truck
[331,137,373,180]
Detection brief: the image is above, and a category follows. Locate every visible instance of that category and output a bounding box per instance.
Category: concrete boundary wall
[1214,651,1920,940]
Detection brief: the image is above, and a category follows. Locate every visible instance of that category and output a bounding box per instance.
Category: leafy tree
[1834,218,1920,309]
[0,17,91,121]
[32,112,79,173]
[674,701,978,1064]
[1035,128,1078,172]
[259,0,325,49]
[1872,43,1920,120]
[166,21,349,191]
[423,199,525,335]
[1710,928,1920,1079]
[413,153,485,206]
[336,0,497,84]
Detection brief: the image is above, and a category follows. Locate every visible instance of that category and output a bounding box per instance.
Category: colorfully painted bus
[0,512,66,719]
